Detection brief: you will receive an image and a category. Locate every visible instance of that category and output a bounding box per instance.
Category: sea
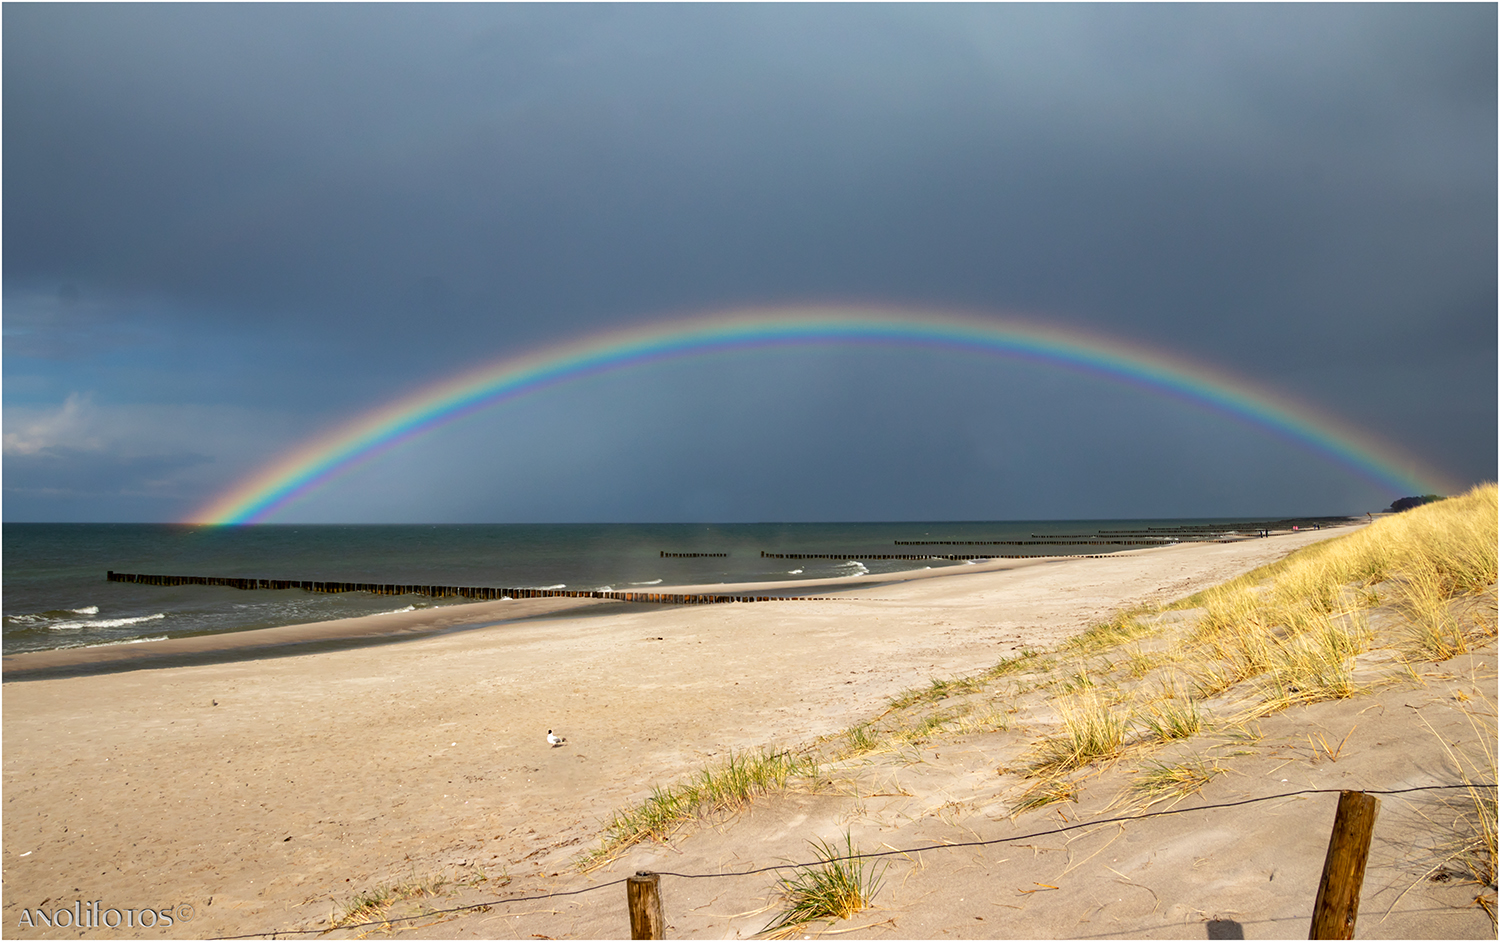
[2,519,1325,656]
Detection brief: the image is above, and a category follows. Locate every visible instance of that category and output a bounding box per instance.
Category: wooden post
[1309,790,1380,940]
[627,871,664,939]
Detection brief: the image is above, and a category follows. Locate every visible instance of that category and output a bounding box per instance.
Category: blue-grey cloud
[3,446,212,521]
[4,4,1493,521]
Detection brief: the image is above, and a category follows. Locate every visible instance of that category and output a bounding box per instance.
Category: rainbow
[191,307,1451,524]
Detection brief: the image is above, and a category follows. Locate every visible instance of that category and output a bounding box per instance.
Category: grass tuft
[1028,690,1130,776]
[987,648,1047,678]
[842,723,881,757]
[766,833,885,934]
[888,675,984,710]
[1397,561,1479,660]
[1011,778,1078,814]
[955,705,1010,735]
[1140,690,1203,742]
[333,872,451,928]
[1247,613,1370,715]
[584,748,817,867]
[1132,755,1221,803]
[890,709,959,746]
[1120,645,1174,680]
[1065,612,1155,654]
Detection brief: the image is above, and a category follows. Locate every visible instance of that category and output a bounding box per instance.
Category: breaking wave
[81,635,170,649]
[50,613,167,631]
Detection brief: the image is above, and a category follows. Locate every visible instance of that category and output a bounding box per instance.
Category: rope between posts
[209,781,1496,939]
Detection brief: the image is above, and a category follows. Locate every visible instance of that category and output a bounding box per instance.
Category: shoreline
[1,551,1127,680]
[4,526,1390,940]
[0,596,610,681]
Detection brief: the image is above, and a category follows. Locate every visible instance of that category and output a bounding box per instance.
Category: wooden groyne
[889,518,1354,545]
[761,551,1119,561]
[104,571,829,604]
[891,539,1190,546]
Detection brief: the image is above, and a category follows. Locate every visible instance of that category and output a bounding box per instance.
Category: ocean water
[3,519,1310,655]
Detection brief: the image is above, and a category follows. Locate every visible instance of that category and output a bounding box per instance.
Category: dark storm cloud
[9,5,1490,334]
[4,4,1494,520]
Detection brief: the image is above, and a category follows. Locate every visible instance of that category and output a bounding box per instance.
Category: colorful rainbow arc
[191,307,1449,525]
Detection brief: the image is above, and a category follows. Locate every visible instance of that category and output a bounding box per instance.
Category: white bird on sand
[547,730,567,747]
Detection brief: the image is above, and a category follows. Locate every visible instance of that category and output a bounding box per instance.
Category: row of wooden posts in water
[104,571,828,605]
[886,538,1235,546]
[760,551,1120,561]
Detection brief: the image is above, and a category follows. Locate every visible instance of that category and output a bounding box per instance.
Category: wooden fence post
[1309,790,1380,940]
[627,871,664,939]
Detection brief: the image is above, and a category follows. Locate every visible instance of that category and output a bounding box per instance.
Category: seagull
[547,730,567,748]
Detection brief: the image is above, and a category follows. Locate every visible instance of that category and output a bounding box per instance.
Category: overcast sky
[4,4,1494,523]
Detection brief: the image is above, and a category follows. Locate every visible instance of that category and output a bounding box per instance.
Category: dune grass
[582,748,818,867]
[332,870,463,929]
[842,723,881,756]
[1121,644,1178,679]
[955,704,1011,736]
[987,648,1048,677]
[765,833,886,935]
[1063,611,1156,654]
[1421,703,1498,899]
[887,675,986,710]
[1132,755,1222,803]
[1166,485,1496,620]
[1140,687,1203,742]
[1011,778,1079,813]
[1173,485,1496,716]
[1007,487,1494,809]
[1028,689,1131,776]
[1246,614,1369,713]
[578,485,1497,862]
[1397,559,1485,660]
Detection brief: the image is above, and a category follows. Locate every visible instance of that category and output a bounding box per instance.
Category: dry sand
[3,528,1494,939]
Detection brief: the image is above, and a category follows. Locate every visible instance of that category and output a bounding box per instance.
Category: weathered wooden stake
[627,871,665,939]
[1309,790,1380,940]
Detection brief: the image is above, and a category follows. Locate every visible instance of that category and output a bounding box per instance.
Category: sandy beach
[4,526,1495,939]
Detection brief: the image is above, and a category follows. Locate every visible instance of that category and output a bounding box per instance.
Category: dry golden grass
[1140,686,1204,742]
[1028,689,1131,776]
[1173,485,1495,715]
[332,869,478,929]
[1421,703,1498,896]
[1398,560,1479,660]
[955,705,1011,736]
[1242,617,1368,718]
[1169,484,1496,616]
[1011,778,1079,814]
[582,748,819,868]
[1064,611,1156,654]
[579,484,1497,855]
[1011,487,1496,806]
[1131,755,1222,804]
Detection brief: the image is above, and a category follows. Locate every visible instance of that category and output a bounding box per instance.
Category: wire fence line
[209,781,1496,940]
